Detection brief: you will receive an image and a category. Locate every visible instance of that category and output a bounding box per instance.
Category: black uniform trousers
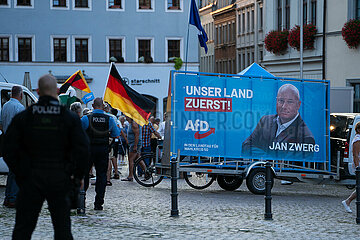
[13,169,72,240]
[84,144,109,208]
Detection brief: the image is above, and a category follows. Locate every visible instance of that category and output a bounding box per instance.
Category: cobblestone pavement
[0,167,360,240]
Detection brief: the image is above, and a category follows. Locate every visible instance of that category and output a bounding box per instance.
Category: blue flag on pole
[189,0,208,53]
[82,92,94,104]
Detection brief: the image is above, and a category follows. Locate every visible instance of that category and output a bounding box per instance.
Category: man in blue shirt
[81,97,120,210]
[1,86,25,208]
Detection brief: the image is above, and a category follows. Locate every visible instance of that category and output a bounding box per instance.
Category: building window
[259,5,263,30]
[247,9,250,32]
[75,38,88,62]
[17,0,30,6]
[53,0,66,7]
[285,0,290,29]
[53,38,67,62]
[167,0,179,10]
[311,0,317,25]
[224,25,227,43]
[18,38,32,62]
[167,40,180,62]
[108,0,121,8]
[75,0,88,8]
[277,0,282,30]
[251,9,254,32]
[357,0,360,19]
[215,27,217,44]
[242,11,245,33]
[0,0,8,5]
[0,37,9,61]
[139,0,151,9]
[109,39,123,62]
[138,39,151,62]
[303,0,308,24]
[232,22,235,42]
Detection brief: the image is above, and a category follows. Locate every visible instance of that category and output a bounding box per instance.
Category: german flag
[104,63,155,126]
[59,70,91,94]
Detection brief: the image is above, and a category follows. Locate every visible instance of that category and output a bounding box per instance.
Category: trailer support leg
[356,167,360,224]
[264,162,273,220]
[170,157,179,217]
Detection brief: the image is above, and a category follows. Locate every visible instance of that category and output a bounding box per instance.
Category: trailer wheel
[217,175,243,191]
[246,168,274,195]
[346,185,355,190]
[184,172,216,189]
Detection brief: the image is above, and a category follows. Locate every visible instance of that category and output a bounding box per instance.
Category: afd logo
[185,119,215,139]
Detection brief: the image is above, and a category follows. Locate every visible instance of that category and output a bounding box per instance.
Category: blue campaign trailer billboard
[170,71,330,163]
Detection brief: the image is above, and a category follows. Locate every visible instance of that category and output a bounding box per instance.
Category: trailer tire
[184,172,216,190]
[346,185,355,190]
[246,168,274,195]
[217,175,243,191]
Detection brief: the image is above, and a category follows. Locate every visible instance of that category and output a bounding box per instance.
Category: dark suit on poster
[241,114,315,159]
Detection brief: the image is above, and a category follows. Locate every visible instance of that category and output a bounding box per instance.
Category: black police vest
[86,113,110,145]
[26,100,68,169]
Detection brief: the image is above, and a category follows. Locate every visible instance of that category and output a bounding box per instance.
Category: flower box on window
[342,19,360,49]
[264,30,289,55]
[288,24,317,51]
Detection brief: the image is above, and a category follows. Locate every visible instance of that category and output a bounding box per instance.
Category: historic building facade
[0,0,200,116]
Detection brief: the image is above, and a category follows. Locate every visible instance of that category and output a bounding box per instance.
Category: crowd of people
[1,74,165,239]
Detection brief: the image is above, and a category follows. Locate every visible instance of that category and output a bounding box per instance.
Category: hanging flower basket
[342,19,360,49]
[288,24,318,51]
[264,30,289,55]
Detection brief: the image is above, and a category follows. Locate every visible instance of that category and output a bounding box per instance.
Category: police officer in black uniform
[3,74,89,240]
[81,98,119,210]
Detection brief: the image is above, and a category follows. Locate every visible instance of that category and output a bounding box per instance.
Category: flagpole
[103,62,113,100]
[185,23,190,72]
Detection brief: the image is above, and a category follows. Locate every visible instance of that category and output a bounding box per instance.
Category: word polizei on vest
[32,105,61,115]
[92,116,106,123]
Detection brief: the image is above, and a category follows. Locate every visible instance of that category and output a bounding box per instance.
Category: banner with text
[171,72,329,162]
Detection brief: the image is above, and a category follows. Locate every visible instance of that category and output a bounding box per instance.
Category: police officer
[81,98,120,210]
[3,74,89,240]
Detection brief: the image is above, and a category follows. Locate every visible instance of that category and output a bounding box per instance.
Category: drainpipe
[322,0,327,80]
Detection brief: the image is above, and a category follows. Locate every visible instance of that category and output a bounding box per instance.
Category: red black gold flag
[104,63,155,126]
[59,70,91,94]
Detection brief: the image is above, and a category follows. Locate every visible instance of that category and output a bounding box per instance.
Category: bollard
[356,167,360,224]
[77,189,86,215]
[170,157,179,217]
[264,162,273,220]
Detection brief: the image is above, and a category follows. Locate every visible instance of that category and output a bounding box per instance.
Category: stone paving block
[0,175,359,239]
